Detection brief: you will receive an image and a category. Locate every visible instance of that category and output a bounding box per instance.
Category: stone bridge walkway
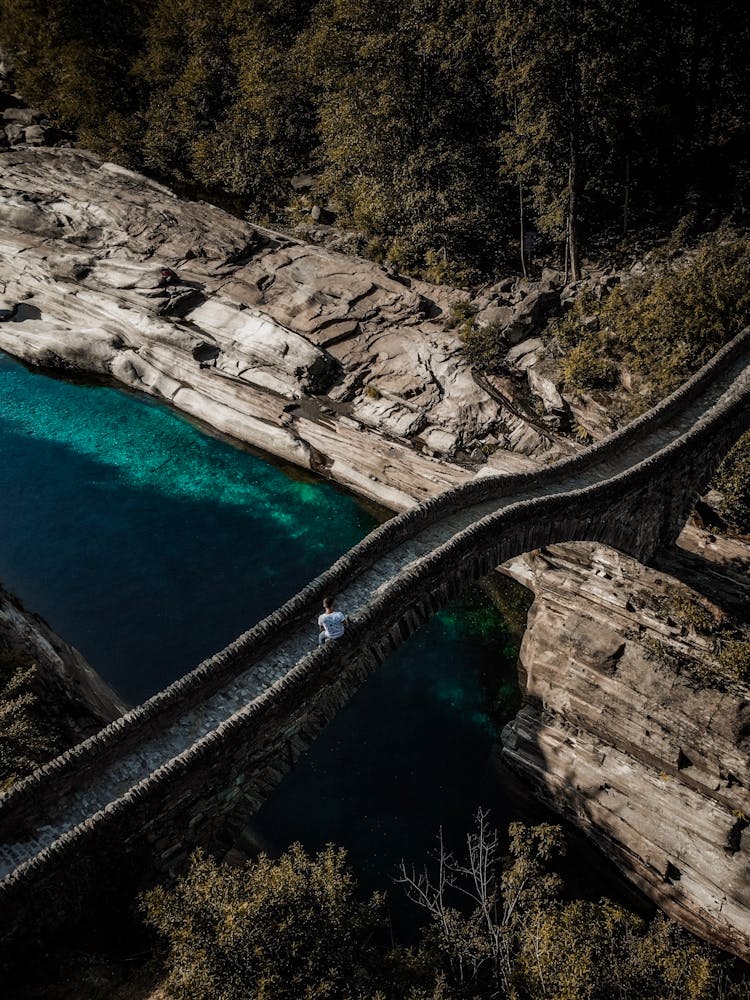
[0,330,749,886]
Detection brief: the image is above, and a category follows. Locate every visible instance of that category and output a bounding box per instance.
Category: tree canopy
[144,818,749,1000]
[1,0,748,279]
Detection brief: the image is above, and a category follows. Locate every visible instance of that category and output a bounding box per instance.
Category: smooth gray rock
[506,337,544,365]
[502,534,750,960]
[23,123,45,146]
[290,173,314,191]
[527,365,567,415]
[310,204,337,225]
[3,105,38,125]
[0,148,568,512]
[4,123,24,145]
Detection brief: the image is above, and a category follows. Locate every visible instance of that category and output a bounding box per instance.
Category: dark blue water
[252,597,521,888]
[0,354,377,703]
[0,352,521,883]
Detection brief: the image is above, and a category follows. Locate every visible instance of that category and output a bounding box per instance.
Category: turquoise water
[0,353,377,703]
[0,351,522,881]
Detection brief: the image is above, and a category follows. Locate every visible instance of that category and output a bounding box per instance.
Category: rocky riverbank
[0,586,126,784]
[500,531,750,958]
[3,92,750,962]
[0,143,583,511]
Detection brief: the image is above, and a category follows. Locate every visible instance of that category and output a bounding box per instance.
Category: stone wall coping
[0,326,748,864]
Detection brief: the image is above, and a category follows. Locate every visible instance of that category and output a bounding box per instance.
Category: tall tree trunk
[519,180,527,277]
[567,137,580,281]
[686,0,705,148]
[623,153,630,235]
[509,44,527,277]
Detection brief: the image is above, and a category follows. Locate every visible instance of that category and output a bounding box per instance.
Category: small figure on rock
[318,595,349,646]
[158,266,180,288]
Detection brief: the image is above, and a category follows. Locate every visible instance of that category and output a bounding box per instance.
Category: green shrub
[516,905,716,1000]
[460,319,509,371]
[561,341,619,390]
[659,592,750,687]
[447,299,478,328]
[711,431,750,534]
[401,814,728,1000]
[716,638,750,684]
[142,818,748,1000]
[142,845,384,1000]
[554,231,750,410]
[0,651,63,791]
[422,249,477,288]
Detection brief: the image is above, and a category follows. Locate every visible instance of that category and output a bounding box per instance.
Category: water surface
[0,353,376,703]
[0,353,521,876]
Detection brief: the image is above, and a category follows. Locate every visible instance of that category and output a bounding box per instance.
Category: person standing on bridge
[318,596,349,646]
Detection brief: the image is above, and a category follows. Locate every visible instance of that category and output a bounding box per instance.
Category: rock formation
[0,586,126,743]
[2,82,750,962]
[0,146,576,512]
[500,529,750,959]
[0,55,72,151]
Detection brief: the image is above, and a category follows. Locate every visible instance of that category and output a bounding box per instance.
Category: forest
[2,3,750,997]
[1,0,748,283]
[142,815,750,1000]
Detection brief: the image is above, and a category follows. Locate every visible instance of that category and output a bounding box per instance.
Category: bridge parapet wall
[0,329,748,954]
[1,328,747,835]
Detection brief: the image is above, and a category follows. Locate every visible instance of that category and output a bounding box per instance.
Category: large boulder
[23,124,45,146]
[513,287,560,329]
[2,105,39,126]
[4,123,25,146]
[475,286,560,346]
[527,364,571,430]
[477,304,514,329]
[310,204,337,225]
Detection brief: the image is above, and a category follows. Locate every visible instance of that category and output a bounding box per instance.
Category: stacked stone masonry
[0,327,748,957]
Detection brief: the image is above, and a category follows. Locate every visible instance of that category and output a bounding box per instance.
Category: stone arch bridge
[1,328,749,948]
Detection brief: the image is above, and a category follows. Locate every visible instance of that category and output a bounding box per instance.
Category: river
[0,350,530,888]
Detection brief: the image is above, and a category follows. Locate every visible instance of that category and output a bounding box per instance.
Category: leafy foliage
[142,844,384,1000]
[712,432,750,534]
[553,232,750,406]
[0,650,63,790]
[459,320,510,372]
[397,812,728,1000]
[145,818,748,1000]
[1,0,749,275]
[494,0,654,280]
[560,341,618,391]
[515,903,716,1000]
[647,592,750,688]
[136,0,317,215]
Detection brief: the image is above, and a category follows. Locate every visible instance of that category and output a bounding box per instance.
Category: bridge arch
[0,327,749,951]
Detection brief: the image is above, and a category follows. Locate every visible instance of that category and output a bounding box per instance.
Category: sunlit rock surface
[0,148,567,511]
[501,529,750,959]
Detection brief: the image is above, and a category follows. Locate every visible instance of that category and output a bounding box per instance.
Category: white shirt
[318,610,347,639]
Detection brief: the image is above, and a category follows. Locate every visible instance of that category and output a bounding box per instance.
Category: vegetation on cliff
[144,814,748,1000]
[713,432,750,535]
[553,231,750,409]
[1,0,749,280]
[0,649,64,791]
[650,590,750,688]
